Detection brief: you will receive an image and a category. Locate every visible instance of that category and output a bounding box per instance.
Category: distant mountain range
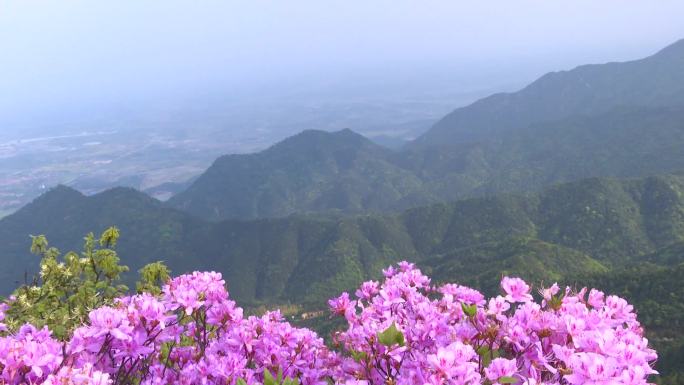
[169,39,684,221]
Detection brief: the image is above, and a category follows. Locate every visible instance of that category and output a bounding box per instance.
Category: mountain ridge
[166,38,684,222]
[412,38,684,147]
[167,128,432,220]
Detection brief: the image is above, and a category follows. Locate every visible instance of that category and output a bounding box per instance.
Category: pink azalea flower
[87,306,133,341]
[485,358,518,384]
[501,276,534,303]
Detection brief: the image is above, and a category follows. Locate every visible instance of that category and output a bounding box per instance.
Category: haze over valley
[0,83,496,216]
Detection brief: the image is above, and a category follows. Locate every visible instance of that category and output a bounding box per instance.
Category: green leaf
[461,302,477,317]
[549,294,563,310]
[29,235,49,255]
[378,322,405,347]
[264,369,277,385]
[476,346,492,367]
[350,349,369,362]
[498,376,519,384]
[236,379,248,385]
[99,226,120,248]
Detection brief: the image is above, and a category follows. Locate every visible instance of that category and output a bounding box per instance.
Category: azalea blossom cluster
[329,262,658,385]
[0,271,338,385]
[0,263,657,385]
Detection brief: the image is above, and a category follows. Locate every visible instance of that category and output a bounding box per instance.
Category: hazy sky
[1,1,684,128]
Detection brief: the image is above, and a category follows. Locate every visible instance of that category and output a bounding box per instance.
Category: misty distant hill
[165,39,684,221]
[411,38,684,146]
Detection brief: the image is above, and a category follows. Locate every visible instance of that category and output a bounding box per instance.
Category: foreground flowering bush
[330,263,658,385]
[0,262,657,385]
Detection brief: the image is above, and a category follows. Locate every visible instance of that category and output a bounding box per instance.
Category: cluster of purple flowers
[0,262,657,385]
[330,262,657,385]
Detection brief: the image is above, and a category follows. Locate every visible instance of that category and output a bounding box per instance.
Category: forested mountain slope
[4,174,684,302]
[167,129,432,221]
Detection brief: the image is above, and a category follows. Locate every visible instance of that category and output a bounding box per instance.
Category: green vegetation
[3,226,169,338]
[4,174,684,303]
